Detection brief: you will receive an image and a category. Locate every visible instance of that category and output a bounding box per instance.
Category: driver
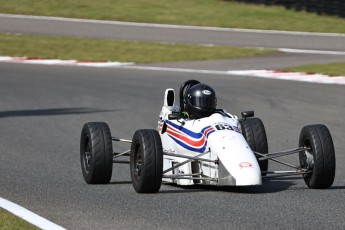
[181,81,217,119]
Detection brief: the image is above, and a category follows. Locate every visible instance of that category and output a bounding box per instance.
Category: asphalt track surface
[0,62,345,229]
[1,14,345,52]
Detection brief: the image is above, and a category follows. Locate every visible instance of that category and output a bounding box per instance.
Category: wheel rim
[133,145,142,180]
[302,139,314,168]
[83,137,91,173]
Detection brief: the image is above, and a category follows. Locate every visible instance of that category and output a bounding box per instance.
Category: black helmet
[185,83,217,118]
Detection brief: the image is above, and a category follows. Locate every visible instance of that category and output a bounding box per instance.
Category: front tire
[80,122,113,184]
[240,118,268,175]
[299,124,335,189]
[130,129,163,193]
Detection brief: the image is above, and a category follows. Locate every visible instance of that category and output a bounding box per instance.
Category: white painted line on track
[226,70,345,85]
[121,65,227,75]
[120,66,345,85]
[0,56,133,67]
[1,56,344,85]
[1,13,345,37]
[0,197,66,230]
[279,48,345,55]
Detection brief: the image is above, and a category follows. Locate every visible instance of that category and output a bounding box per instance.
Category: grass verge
[0,209,38,230]
[284,62,345,77]
[0,33,275,63]
[1,0,345,33]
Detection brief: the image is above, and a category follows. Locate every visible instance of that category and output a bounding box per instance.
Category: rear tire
[80,122,113,184]
[240,118,268,175]
[130,129,163,193]
[299,124,335,189]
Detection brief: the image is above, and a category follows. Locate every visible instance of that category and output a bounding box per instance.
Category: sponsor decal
[239,162,253,169]
[202,90,212,95]
[164,148,176,154]
[158,121,164,131]
[165,120,215,153]
[213,123,241,133]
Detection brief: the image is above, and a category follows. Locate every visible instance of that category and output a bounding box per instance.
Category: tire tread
[130,129,163,193]
[80,122,113,184]
[299,124,335,189]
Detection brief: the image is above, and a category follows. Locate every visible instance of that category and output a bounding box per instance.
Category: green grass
[1,0,345,33]
[0,33,275,63]
[0,209,38,230]
[284,62,345,77]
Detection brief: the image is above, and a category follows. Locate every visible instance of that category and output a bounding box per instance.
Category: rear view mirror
[241,111,254,119]
[168,113,182,120]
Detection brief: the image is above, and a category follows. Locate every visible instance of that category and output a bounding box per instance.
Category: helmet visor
[188,96,217,109]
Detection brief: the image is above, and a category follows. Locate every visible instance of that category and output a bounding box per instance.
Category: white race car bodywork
[80,85,336,193]
[158,89,262,186]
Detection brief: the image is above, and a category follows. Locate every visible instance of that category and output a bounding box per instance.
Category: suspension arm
[162,151,213,174]
[112,137,132,143]
[258,147,308,161]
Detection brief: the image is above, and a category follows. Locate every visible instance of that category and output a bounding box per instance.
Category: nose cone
[234,166,262,186]
[209,132,262,186]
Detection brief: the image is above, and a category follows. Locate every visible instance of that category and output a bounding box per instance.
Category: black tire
[299,124,335,189]
[130,129,163,193]
[240,118,268,175]
[80,122,113,184]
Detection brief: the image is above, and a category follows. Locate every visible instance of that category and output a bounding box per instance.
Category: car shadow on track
[160,183,215,194]
[109,181,132,185]
[159,179,298,194]
[108,177,344,193]
[0,107,115,118]
[159,177,345,194]
[327,186,345,190]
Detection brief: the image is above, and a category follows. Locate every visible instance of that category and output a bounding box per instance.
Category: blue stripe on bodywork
[168,135,207,153]
[165,120,215,153]
[165,120,204,139]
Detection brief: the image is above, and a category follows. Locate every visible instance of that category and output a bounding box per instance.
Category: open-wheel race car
[80,80,336,193]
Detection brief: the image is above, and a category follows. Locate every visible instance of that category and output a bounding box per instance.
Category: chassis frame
[111,136,312,183]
